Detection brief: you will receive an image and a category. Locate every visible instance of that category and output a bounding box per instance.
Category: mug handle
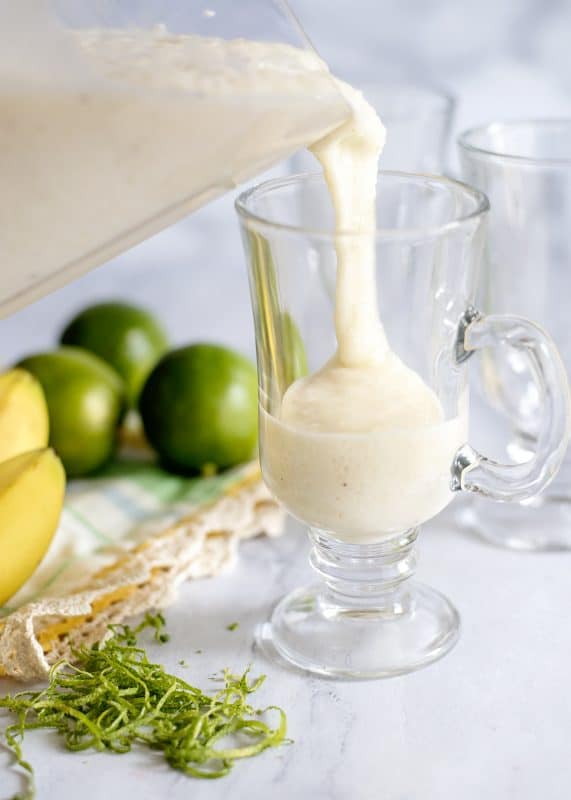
[451,306,571,501]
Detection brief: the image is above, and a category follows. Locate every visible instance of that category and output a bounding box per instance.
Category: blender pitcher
[0,0,349,317]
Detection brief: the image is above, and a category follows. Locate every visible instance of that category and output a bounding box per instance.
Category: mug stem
[309,528,417,617]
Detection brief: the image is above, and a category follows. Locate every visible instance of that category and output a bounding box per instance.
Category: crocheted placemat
[0,462,283,681]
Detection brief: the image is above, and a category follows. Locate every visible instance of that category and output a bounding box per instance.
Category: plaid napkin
[1,460,257,615]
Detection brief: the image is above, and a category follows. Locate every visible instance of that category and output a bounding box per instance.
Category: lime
[61,302,168,406]
[139,344,258,472]
[18,347,126,477]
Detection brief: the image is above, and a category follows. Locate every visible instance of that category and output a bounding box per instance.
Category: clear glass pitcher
[0,1,349,317]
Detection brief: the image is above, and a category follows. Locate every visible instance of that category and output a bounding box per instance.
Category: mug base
[256,580,460,680]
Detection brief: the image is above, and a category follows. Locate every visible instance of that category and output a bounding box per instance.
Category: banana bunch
[0,369,65,606]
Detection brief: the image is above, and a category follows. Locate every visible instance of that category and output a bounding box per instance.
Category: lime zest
[0,614,286,798]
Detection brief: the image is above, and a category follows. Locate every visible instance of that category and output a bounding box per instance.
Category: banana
[0,449,65,606]
[0,369,49,463]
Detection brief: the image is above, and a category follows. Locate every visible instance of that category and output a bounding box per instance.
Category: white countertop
[2,512,570,800]
[2,1,571,797]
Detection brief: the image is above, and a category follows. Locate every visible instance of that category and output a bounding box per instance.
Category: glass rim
[458,119,571,167]
[235,170,489,241]
[356,80,456,116]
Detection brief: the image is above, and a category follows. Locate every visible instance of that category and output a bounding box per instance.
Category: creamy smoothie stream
[261,83,468,540]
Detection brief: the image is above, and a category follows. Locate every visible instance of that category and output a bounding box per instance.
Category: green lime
[61,302,168,406]
[139,344,258,472]
[18,347,126,477]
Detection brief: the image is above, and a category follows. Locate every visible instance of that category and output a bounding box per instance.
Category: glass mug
[459,120,571,550]
[236,172,570,679]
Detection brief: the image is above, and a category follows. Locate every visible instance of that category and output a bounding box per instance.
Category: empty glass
[236,171,570,679]
[291,82,455,173]
[459,120,571,550]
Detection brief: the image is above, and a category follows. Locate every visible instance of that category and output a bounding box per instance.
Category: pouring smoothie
[261,82,468,539]
[0,0,464,540]
[1,10,466,540]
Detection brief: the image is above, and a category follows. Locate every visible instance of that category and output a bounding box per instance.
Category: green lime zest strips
[0,614,287,798]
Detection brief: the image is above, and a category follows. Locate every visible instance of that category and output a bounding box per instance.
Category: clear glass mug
[236,171,570,680]
[459,120,571,550]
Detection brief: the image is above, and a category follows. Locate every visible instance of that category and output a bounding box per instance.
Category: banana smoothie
[261,83,468,540]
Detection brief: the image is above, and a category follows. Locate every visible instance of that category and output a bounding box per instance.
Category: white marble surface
[2,1,571,797]
[2,513,571,800]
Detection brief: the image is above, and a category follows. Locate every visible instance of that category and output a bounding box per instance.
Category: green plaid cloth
[0,460,253,616]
